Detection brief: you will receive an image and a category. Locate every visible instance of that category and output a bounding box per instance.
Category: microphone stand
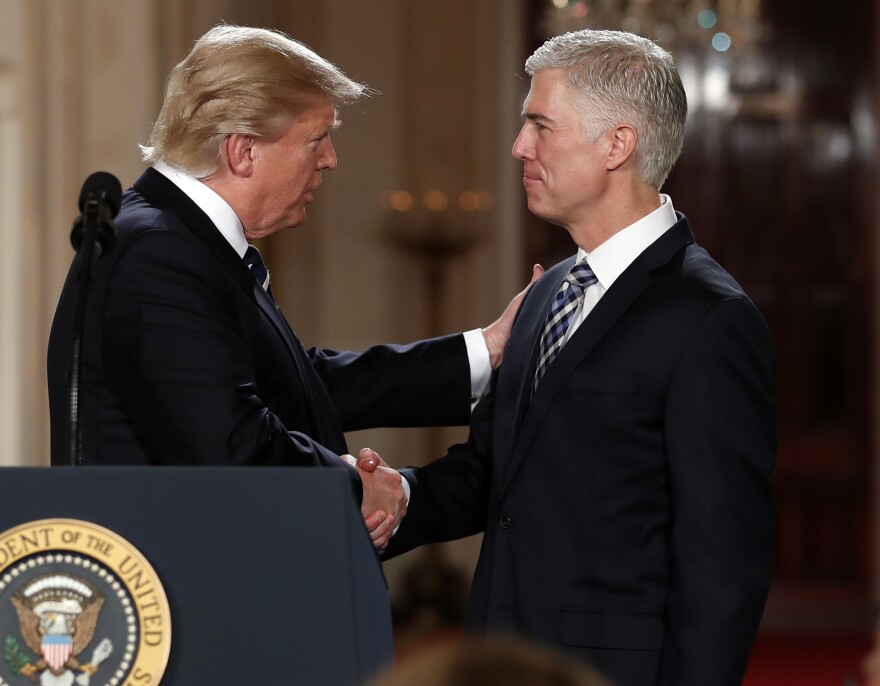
[68,198,104,466]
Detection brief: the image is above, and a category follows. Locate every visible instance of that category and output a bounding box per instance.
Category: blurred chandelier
[543,0,766,54]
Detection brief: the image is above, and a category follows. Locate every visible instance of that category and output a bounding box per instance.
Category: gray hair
[142,25,368,177]
[526,29,687,188]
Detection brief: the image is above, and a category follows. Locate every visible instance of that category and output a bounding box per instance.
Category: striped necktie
[244,245,273,298]
[533,259,597,392]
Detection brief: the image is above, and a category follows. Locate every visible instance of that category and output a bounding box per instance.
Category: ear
[605,124,638,172]
[222,133,257,178]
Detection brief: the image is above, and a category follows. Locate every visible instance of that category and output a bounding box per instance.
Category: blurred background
[1,0,876,683]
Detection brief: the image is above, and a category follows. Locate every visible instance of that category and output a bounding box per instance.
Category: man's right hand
[342,448,407,550]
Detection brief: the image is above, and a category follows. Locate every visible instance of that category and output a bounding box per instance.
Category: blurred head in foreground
[370,635,614,686]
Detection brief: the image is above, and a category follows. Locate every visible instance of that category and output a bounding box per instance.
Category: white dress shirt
[562,195,678,345]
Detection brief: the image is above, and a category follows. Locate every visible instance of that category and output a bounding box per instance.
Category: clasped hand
[341,448,406,550]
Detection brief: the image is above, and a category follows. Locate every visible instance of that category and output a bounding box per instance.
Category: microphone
[67,171,123,466]
[70,171,122,257]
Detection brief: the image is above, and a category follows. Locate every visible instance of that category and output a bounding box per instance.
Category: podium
[0,467,393,685]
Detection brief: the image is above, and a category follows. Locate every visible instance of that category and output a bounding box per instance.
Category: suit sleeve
[661,296,776,685]
[307,334,472,432]
[382,378,496,558]
[101,227,359,490]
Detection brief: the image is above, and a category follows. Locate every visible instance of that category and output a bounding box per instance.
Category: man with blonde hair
[48,25,526,549]
[375,29,775,684]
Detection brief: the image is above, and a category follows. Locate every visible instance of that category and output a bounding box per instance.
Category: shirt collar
[153,161,249,258]
[579,194,677,290]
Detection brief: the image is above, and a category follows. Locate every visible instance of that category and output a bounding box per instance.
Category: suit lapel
[492,257,574,485]
[134,169,258,300]
[497,217,695,497]
[133,168,330,443]
[134,170,293,339]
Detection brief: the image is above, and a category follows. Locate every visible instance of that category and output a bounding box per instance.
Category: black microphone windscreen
[78,171,123,216]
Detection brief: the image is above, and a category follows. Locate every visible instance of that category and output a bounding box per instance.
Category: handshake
[341,448,406,551]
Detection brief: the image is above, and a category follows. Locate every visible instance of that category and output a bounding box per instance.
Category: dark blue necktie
[244,246,273,298]
[533,259,597,392]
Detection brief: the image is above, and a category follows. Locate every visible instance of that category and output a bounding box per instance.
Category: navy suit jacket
[48,169,471,491]
[387,215,776,686]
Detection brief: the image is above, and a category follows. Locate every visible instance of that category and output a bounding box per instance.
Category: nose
[319,135,337,171]
[512,125,533,161]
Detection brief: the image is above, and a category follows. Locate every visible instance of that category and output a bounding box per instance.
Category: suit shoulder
[109,192,220,278]
[645,243,768,335]
[677,244,750,303]
[115,188,192,242]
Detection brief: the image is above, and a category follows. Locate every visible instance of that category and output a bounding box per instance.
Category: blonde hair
[141,25,367,177]
[526,29,687,189]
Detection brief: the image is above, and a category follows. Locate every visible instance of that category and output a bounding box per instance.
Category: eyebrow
[312,119,341,138]
[523,112,556,126]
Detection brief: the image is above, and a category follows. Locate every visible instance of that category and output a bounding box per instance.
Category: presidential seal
[0,520,170,686]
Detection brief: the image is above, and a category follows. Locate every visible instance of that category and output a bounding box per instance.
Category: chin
[287,209,307,228]
[526,198,550,220]
[527,204,563,228]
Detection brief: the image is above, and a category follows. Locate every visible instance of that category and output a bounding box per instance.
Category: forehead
[523,69,579,118]
[296,96,336,127]
[275,95,336,137]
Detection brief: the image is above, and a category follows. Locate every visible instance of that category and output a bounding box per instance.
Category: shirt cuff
[463,328,491,410]
[392,471,411,537]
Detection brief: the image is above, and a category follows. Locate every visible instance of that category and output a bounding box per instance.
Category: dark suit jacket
[387,215,776,686]
[48,169,470,491]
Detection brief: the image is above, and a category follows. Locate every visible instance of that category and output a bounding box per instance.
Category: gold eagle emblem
[7,573,112,684]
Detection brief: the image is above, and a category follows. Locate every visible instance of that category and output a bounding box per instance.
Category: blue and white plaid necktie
[533,259,597,392]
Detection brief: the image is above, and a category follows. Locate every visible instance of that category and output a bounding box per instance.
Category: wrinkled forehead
[268,94,339,139]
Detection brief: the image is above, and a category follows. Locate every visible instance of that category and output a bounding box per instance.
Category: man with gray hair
[47,25,528,550]
[377,29,776,685]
